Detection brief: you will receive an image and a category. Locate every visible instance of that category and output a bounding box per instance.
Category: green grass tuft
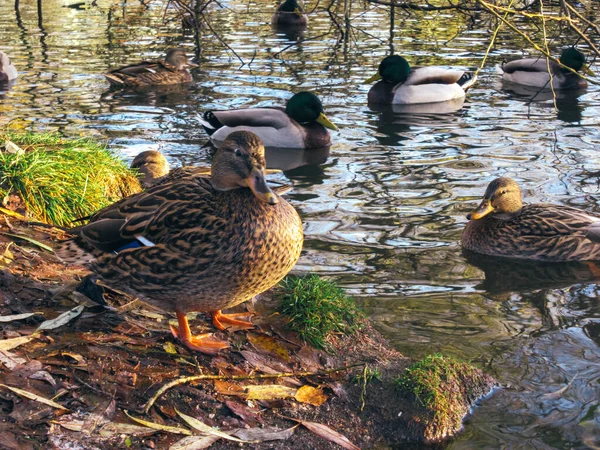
[0,131,141,226]
[277,275,363,350]
[396,353,484,441]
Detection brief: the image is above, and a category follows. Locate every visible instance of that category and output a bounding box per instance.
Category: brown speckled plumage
[462,177,600,261]
[56,131,303,353]
[105,48,197,88]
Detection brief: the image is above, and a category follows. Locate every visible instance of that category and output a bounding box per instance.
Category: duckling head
[131,150,170,188]
[286,91,338,130]
[165,48,199,70]
[467,177,523,220]
[365,55,411,85]
[211,131,278,205]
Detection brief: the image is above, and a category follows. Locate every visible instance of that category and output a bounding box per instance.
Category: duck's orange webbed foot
[170,311,229,355]
[212,310,254,331]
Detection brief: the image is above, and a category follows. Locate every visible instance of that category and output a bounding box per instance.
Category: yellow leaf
[163,342,178,354]
[294,385,328,406]
[245,385,297,401]
[124,410,192,435]
[0,335,35,351]
[175,409,252,443]
[247,333,290,361]
[0,383,68,410]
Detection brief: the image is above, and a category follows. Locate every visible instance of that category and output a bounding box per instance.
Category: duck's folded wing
[110,61,175,76]
[515,204,600,236]
[406,67,468,86]
[211,107,291,129]
[502,58,555,74]
[59,177,217,259]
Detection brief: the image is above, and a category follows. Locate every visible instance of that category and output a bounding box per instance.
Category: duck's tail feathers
[54,238,102,266]
[197,111,222,136]
[458,72,477,91]
[104,73,125,87]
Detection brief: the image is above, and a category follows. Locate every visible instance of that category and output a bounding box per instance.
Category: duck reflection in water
[463,250,600,293]
[501,82,586,123]
[367,98,465,146]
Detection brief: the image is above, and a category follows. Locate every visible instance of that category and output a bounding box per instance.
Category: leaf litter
[0,213,494,449]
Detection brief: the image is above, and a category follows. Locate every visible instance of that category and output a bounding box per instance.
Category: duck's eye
[234,148,242,157]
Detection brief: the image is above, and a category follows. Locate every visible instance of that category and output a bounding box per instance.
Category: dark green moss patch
[396,353,493,441]
[277,275,363,350]
[0,130,141,226]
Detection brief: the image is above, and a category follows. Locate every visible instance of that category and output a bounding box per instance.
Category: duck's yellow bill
[364,72,382,83]
[467,199,494,220]
[316,112,338,131]
[582,64,596,76]
[245,168,278,205]
[186,58,200,68]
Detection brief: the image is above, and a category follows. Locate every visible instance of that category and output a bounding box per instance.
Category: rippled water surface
[2,0,600,447]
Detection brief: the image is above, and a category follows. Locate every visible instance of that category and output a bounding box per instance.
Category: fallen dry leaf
[225,400,263,427]
[0,312,39,322]
[0,383,68,411]
[213,380,246,397]
[36,305,84,332]
[247,333,291,362]
[175,409,251,443]
[0,350,28,370]
[0,335,35,351]
[169,435,220,450]
[245,384,297,401]
[99,422,157,437]
[294,385,328,406]
[124,410,192,435]
[232,425,297,442]
[285,417,361,450]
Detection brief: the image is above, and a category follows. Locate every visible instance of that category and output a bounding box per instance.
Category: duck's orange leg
[170,311,229,354]
[212,310,254,331]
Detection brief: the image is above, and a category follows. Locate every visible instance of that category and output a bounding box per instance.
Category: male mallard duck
[502,47,594,90]
[104,48,198,88]
[0,51,18,83]
[272,0,308,28]
[56,131,304,354]
[199,91,338,149]
[366,55,476,104]
[461,177,600,261]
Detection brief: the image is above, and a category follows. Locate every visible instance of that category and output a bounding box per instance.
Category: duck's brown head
[467,177,523,220]
[165,48,199,70]
[211,131,278,205]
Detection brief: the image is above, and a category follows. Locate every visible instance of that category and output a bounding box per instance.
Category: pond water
[2,0,600,447]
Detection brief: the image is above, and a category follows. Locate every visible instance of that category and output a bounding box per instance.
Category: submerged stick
[143,362,365,413]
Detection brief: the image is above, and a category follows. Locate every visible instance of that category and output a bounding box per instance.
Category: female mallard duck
[56,131,304,354]
[366,55,477,104]
[502,47,594,90]
[199,91,338,149]
[0,51,18,83]
[104,48,198,88]
[272,0,308,28]
[461,177,600,261]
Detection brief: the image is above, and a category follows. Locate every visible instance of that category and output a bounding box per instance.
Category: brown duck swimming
[56,131,304,354]
[461,177,600,261]
[104,48,198,88]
